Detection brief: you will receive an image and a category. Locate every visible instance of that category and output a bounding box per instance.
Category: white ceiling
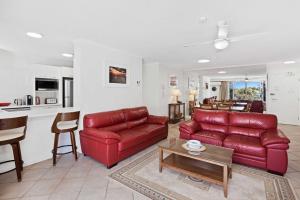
[1,0,300,68]
[189,64,267,82]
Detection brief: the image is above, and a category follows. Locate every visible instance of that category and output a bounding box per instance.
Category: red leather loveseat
[179,110,290,174]
[80,107,168,168]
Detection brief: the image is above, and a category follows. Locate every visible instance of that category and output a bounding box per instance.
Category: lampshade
[171,88,181,96]
[189,89,197,95]
[188,94,195,101]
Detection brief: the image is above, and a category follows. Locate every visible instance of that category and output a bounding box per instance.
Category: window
[229,81,265,100]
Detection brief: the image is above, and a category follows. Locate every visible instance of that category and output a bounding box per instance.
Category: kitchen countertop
[0,106,80,119]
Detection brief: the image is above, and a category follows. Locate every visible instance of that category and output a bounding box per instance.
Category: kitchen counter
[0,106,81,170]
[0,105,77,118]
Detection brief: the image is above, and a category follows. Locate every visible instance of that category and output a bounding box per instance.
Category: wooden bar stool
[51,111,80,166]
[0,116,28,182]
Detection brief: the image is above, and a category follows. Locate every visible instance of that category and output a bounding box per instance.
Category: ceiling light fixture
[198,59,210,63]
[62,53,73,58]
[284,60,296,64]
[218,71,227,74]
[199,17,208,24]
[26,32,43,38]
[214,39,229,50]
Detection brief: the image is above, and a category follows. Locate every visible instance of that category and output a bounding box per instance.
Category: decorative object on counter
[24,95,33,105]
[0,102,11,107]
[35,96,40,105]
[0,116,28,182]
[45,98,57,104]
[168,102,185,124]
[14,98,23,106]
[170,88,182,103]
[51,111,80,166]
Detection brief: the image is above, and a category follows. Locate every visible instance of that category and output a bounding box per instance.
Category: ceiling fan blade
[229,32,269,42]
[183,40,213,47]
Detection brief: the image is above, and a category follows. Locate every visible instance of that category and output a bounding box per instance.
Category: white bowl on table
[187,140,202,149]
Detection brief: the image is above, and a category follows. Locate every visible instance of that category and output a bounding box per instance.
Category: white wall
[0,50,72,104]
[142,63,161,114]
[142,63,185,116]
[267,62,300,125]
[199,76,211,103]
[73,39,143,121]
[210,82,221,100]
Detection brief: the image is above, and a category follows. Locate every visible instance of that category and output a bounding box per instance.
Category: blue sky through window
[232,82,261,89]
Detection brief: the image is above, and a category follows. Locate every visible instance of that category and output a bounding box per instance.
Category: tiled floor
[0,123,299,200]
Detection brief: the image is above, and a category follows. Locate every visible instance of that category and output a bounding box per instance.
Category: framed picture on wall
[104,62,129,87]
[169,75,178,87]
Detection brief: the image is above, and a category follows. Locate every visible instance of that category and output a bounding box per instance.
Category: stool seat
[0,116,27,182]
[0,128,24,142]
[57,120,77,130]
[51,111,80,166]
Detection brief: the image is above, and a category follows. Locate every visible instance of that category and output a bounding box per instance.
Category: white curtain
[220,81,228,101]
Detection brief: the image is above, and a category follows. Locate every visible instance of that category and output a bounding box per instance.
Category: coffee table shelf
[161,153,224,184]
[158,139,233,197]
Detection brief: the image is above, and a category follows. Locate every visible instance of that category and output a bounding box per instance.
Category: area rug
[109,149,297,200]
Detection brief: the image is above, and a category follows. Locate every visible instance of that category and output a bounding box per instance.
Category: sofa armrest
[82,128,121,141]
[147,115,168,125]
[179,120,199,135]
[261,129,290,147]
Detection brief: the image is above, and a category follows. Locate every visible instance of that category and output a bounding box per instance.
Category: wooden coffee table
[158,138,234,197]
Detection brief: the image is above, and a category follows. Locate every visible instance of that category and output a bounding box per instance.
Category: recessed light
[62,53,73,58]
[198,59,210,63]
[26,32,43,38]
[284,60,296,64]
[199,17,208,23]
[218,71,227,74]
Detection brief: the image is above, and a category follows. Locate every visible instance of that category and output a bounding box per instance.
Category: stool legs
[70,131,78,160]
[16,142,23,171]
[52,133,59,166]
[11,142,22,182]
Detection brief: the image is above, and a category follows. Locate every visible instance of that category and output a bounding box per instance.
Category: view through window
[229,81,265,100]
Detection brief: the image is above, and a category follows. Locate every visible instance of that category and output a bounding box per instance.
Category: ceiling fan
[183,21,268,50]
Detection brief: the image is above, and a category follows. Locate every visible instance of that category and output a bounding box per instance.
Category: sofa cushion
[228,112,277,137]
[191,131,226,146]
[84,109,125,128]
[223,135,266,158]
[123,106,149,121]
[99,123,128,132]
[117,124,165,151]
[127,117,148,129]
[123,107,149,128]
[193,110,229,133]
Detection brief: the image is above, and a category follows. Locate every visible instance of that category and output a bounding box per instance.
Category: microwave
[35,78,59,91]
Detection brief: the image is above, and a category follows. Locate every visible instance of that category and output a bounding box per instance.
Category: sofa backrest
[122,106,149,128]
[193,110,229,134]
[84,109,127,132]
[83,106,149,131]
[228,112,277,138]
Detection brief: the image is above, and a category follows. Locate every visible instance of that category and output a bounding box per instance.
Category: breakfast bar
[0,106,80,172]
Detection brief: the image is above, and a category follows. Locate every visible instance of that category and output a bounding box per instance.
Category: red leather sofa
[80,107,168,168]
[179,110,290,175]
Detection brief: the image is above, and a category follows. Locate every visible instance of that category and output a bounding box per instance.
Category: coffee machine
[24,95,33,105]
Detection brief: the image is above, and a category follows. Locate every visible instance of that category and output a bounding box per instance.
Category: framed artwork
[188,77,196,89]
[104,62,129,87]
[169,75,178,87]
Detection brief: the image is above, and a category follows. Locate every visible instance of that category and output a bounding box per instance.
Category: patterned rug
[110,149,297,200]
